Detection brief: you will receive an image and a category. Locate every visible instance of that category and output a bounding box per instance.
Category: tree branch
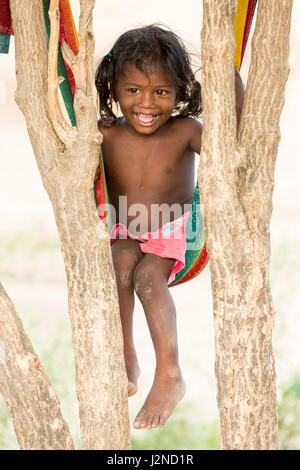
[61,37,76,75]
[237,0,293,222]
[0,283,74,450]
[10,0,129,449]
[199,0,293,450]
[48,0,77,146]
[76,0,96,97]
[10,0,61,179]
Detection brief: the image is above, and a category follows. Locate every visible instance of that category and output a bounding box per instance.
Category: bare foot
[126,356,140,397]
[133,368,186,428]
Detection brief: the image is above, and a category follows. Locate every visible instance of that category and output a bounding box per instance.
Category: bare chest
[103,134,191,189]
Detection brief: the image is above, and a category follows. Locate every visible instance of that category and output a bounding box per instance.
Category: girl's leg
[132,253,186,428]
[111,238,144,396]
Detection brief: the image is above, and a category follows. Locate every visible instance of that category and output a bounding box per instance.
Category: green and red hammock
[0,0,78,125]
[0,0,257,287]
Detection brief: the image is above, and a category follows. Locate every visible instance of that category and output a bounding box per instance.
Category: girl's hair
[95,24,202,125]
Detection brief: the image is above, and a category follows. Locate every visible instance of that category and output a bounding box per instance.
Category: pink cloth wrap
[110,211,190,285]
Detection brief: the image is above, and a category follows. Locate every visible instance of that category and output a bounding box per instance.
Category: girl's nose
[139,92,156,108]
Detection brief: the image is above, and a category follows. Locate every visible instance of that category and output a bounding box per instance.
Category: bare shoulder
[97,118,124,162]
[172,117,202,155]
[98,118,118,138]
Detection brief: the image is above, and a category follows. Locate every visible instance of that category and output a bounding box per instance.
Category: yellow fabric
[234,0,250,70]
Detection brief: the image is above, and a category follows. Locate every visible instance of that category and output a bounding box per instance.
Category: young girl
[95,24,244,430]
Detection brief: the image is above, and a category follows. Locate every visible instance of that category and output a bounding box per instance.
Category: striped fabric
[0,0,12,35]
[0,0,12,53]
[234,0,257,70]
[0,0,78,124]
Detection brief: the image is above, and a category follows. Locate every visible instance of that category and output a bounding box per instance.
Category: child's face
[116,62,178,135]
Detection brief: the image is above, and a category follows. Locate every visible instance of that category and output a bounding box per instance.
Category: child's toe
[140,418,147,429]
[133,415,142,429]
[151,416,159,428]
[158,414,167,427]
[146,416,153,429]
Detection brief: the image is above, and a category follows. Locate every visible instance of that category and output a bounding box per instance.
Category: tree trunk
[8,0,131,449]
[0,283,74,450]
[200,0,293,449]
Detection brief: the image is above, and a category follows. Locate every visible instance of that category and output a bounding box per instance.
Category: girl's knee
[132,262,159,299]
[112,240,141,268]
[111,240,143,288]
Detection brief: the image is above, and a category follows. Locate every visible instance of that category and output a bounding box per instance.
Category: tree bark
[200,0,293,449]
[9,0,130,449]
[0,283,74,450]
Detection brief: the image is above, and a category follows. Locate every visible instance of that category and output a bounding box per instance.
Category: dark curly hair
[95,24,202,125]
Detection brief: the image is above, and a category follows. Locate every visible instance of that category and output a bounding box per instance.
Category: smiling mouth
[134,113,159,126]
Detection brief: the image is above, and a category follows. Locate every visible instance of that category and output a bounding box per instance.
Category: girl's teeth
[135,113,158,125]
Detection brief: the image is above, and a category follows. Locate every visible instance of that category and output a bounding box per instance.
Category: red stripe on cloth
[59,0,78,54]
[170,244,209,287]
[62,61,76,97]
[0,0,13,35]
[241,0,257,65]
[95,170,107,225]
[58,0,78,97]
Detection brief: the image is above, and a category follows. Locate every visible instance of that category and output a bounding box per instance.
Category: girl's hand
[234,67,245,129]
[94,165,101,185]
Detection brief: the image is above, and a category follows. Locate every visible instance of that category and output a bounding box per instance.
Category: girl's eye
[156,90,168,96]
[156,90,167,96]
[127,88,168,95]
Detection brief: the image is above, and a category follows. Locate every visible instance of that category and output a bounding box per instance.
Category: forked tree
[0,0,293,450]
[200,0,293,449]
[0,0,130,450]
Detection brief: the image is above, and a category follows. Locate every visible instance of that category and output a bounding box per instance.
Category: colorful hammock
[0,0,257,287]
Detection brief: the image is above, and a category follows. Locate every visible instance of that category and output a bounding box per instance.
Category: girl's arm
[189,118,203,156]
[235,66,245,129]
[189,68,245,155]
